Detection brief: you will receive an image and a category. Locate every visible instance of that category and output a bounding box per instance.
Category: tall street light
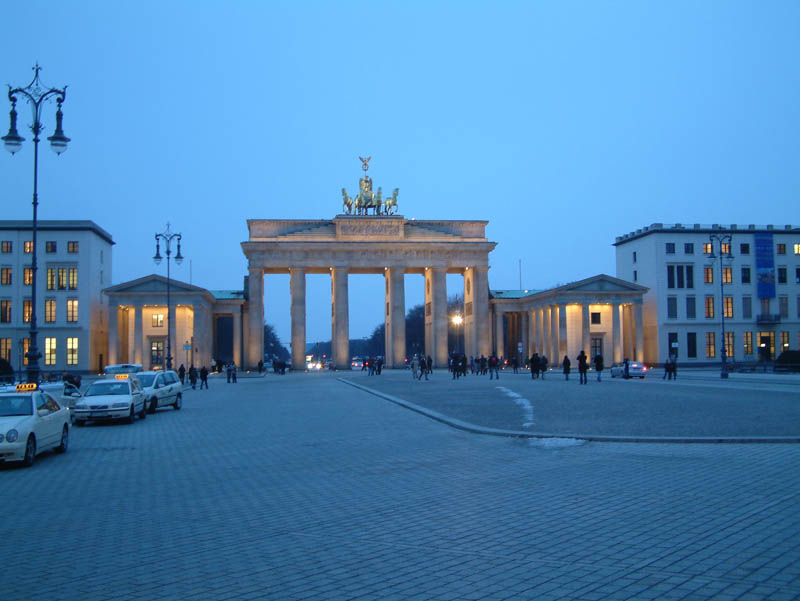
[709,233,733,379]
[153,223,183,370]
[2,64,70,383]
[451,314,464,354]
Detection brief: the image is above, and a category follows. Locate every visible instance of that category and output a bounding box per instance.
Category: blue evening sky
[2,1,798,347]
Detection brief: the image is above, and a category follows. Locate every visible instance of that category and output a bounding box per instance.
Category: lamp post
[451,314,464,354]
[2,64,70,383]
[153,223,183,370]
[709,234,733,378]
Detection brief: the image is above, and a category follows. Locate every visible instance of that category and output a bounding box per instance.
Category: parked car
[609,361,648,379]
[135,370,183,413]
[104,363,143,376]
[351,357,363,369]
[0,383,70,467]
[39,382,83,421]
[72,374,147,425]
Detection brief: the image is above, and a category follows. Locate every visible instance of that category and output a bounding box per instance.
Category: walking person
[178,364,186,386]
[577,350,588,385]
[530,353,539,379]
[512,356,519,374]
[562,355,571,381]
[539,355,548,379]
[188,365,197,389]
[199,365,209,389]
[226,362,232,383]
[411,354,420,380]
[231,361,237,383]
[488,353,499,380]
[670,356,677,380]
[594,353,604,382]
[426,355,433,377]
[623,357,630,379]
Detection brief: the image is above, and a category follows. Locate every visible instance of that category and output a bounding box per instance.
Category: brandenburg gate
[240,161,496,369]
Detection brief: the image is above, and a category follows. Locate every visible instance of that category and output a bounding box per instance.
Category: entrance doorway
[150,340,164,369]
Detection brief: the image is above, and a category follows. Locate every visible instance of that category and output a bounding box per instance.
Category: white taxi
[72,374,147,425]
[0,383,70,467]
[135,370,183,413]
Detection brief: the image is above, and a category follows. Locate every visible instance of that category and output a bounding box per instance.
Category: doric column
[520,311,529,362]
[385,268,406,368]
[133,304,143,365]
[424,267,448,368]
[463,268,476,358]
[622,304,632,360]
[473,267,491,357]
[495,310,505,357]
[549,305,558,363]
[232,305,242,368]
[634,302,644,362]
[107,304,119,367]
[558,304,568,359]
[246,268,264,369]
[581,303,591,355]
[290,268,306,371]
[541,307,550,359]
[612,302,622,363]
[331,267,350,369]
[536,308,543,355]
[527,310,534,358]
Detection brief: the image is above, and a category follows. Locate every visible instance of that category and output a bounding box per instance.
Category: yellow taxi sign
[16,382,38,392]
[114,374,130,380]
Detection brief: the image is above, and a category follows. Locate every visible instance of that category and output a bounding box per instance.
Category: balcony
[756,314,781,324]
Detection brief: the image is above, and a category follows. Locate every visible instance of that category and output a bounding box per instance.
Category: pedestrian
[470,356,475,375]
[512,356,519,374]
[411,354,420,380]
[530,353,539,379]
[376,356,383,375]
[178,364,186,385]
[562,355,571,381]
[231,361,237,383]
[539,355,548,379]
[489,353,500,380]
[479,355,487,375]
[200,365,209,389]
[188,365,197,389]
[577,350,588,384]
[426,355,433,377]
[226,362,232,383]
[258,359,263,374]
[623,357,630,379]
[594,353,604,382]
[670,356,677,380]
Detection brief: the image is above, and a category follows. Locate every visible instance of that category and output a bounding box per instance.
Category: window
[633,270,637,282]
[67,299,78,322]
[590,312,601,325]
[781,331,790,353]
[667,265,674,289]
[666,242,676,254]
[667,297,678,319]
[777,243,786,255]
[703,243,713,254]
[742,296,752,319]
[759,332,776,361]
[24,241,33,253]
[23,300,31,323]
[797,296,800,318]
[151,340,164,367]
[152,314,164,327]
[741,267,751,284]
[45,241,57,253]
[47,268,56,290]
[0,300,10,323]
[677,265,685,288]
[740,243,750,255]
[68,268,78,290]
[67,241,78,253]
[687,332,697,358]
[723,297,733,319]
[45,299,56,323]
[24,267,32,285]
[58,268,67,290]
[100,250,104,264]
[779,296,789,319]
[725,332,734,359]
[0,338,10,362]
[743,332,753,355]
[633,251,637,263]
[0,268,10,285]
[795,243,800,255]
[705,332,716,358]
[1,241,11,253]
[761,297,771,316]
[66,337,78,365]
[778,267,787,284]
[686,296,696,319]
[667,265,693,289]
[704,267,714,284]
[705,296,715,318]
[684,243,694,254]
[796,267,800,284]
[668,332,678,358]
[44,338,56,366]
[722,267,732,284]
[21,338,29,365]
[685,265,694,288]
[721,242,731,255]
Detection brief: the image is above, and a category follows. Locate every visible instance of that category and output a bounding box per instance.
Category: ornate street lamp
[2,64,70,383]
[153,223,183,370]
[709,234,733,378]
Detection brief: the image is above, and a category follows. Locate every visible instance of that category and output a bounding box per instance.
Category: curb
[337,378,800,444]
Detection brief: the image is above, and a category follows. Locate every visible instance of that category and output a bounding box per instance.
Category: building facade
[614,223,800,365]
[0,220,113,375]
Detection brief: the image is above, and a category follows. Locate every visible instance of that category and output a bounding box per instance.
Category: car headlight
[6,429,18,443]
[112,402,129,409]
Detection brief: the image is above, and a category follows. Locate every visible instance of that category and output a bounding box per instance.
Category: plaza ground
[1,371,799,600]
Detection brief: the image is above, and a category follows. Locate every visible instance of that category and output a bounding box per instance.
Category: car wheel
[174,393,182,410]
[126,405,135,424]
[148,397,158,414]
[75,419,86,427]
[54,425,69,454]
[22,435,36,467]
[138,401,147,420]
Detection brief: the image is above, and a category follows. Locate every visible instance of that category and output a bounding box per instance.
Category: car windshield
[0,395,33,416]
[137,375,156,387]
[85,382,130,396]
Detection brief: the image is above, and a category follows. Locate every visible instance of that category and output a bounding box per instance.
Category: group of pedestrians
[178,364,209,389]
[561,351,604,384]
[528,353,549,379]
[410,354,433,380]
[362,356,385,375]
[663,355,678,380]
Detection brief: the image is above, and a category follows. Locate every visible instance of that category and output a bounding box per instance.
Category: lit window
[704,267,714,284]
[21,338,29,365]
[781,331,790,353]
[67,241,79,253]
[1,241,11,253]
[45,241,57,253]
[152,314,164,327]
[0,300,10,323]
[45,299,56,323]
[24,241,33,253]
[47,268,56,290]
[66,337,78,365]
[24,267,33,285]
[705,332,716,358]
[44,338,56,366]
[743,332,753,355]
[0,338,10,362]
[705,296,715,318]
[67,299,78,323]
[58,268,67,290]
[794,243,800,255]
[23,300,31,323]
[777,243,786,255]
[724,332,734,358]
[0,268,11,285]
[722,267,732,284]
[723,297,733,318]
[721,242,731,255]
[68,268,78,290]
[703,243,713,254]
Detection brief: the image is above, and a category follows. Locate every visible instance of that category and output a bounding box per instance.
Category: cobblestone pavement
[338,369,800,439]
[2,372,799,600]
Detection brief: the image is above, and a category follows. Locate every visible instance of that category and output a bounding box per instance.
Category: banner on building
[754,232,775,299]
